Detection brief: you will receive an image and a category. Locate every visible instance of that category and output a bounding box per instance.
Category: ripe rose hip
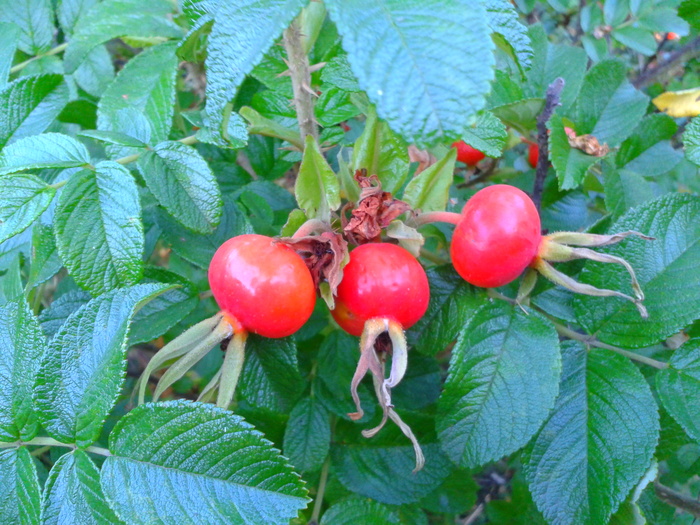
[451,141,486,166]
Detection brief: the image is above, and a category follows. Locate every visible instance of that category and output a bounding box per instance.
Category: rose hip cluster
[139,182,649,472]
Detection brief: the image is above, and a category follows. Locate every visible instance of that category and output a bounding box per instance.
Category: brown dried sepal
[278,231,349,297]
[408,145,437,175]
[565,127,610,157]
[343,169,411,245]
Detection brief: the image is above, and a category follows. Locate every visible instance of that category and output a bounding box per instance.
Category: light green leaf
[549,114,601,190]
[0,133,90,175]
[486,0,533,72]
[684,117,700,167]
[73,45,115,98]
[437,302,561,468]
[326,0,494,147]
[204,0,306,144]
[26,222,62,290]
[574,194,700,348]
[0,74,69,149]
[42,450,122,525]
[577,59,649,147]
[656,339,700,443]
[0,22,20,87]
[321,496,427,525]
[57,0,100,35]
[333,442,452,505]
[100,401,309,524]
[612,27,658,56]
[0,173,55,244]
[63,0,181,73]
[38,289,90,339]
[97,41,179,154]
[616,114,680,175]
[295,135,340,221]
[137,141,222,234]
[460,111,508,158]
[604,166,656,220]
[490,97,544,134]
[403,149,456,213]
[352,106,409,194]
[406,265,487,356]
[34,283,171,447]
[0,448,41,524]
[0,0,53,54]
[78,130,148,148]
[54,162,144,296]
[523,342,659,525]
[283,397,331,473]
[320,55,361,92]
[0,298,45,441]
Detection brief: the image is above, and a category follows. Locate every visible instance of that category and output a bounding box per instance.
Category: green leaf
[321,496,427,525]
[57,0,100,35]
[522,342,660,525]
[63,0,181,73]
[604,166,656,220]
[406,265,487,356]
[295,135,340,221]
[283,397,331,473]
[0,448,41,524]
[657,339,700,443]
[550,114,601,190]
[684,117,700,167]
[97,41,179,153]
[315,86,362,128]
[0,133,90,175]
[26,222,62,290]
[403,149,456,213]
[100,400,309,523]
[35,283,171,447]
[526,25,587,111]
[42,450,122,525]
[460,111,508,158]
[486,0,533,72]
[351,107,409,194]
[333,441,452,505]
[137,141,222,234]
[616,114,680,175]
[320,55,361,92]
[612,27,658,56]
[129,267,198,346]
[326,0,494,147]
[490,97,544,134]
[238,335,304,413]
[577,59,649,147]
[158,195,252,269]
[0,22,20,87]
[0,0,53,54]
[437,302,561,468]
[574,194,700,348]
[0,254,24,306]
[55,162,144,296]
[0,298,45,441]
[204,0,306,144]
[419,469,478,515]
[679,0,700,31]
[0,173,55,244]
[38,289,90,339]
[0,74,69,149]
[73,45,115,98]
[78,130,148,148]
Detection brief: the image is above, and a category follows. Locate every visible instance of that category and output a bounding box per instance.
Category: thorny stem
[9,42,69,74]
[0,437,111,456]
[532,78,565,210]
[309,456,331,525]
[413,211,462,227]
[283,19,319,145]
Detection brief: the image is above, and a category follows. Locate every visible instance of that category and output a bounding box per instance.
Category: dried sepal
[564,127,610,156]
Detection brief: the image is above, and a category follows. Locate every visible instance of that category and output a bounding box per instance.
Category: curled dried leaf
[564,126,610,156]
[408,145,437,175]
[343,169,411,245]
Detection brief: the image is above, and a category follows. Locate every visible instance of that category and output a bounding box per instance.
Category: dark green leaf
[523,342,659,525]
[320,55,361,92]
[419,469,478,515]
[0,173,55,244]
[604,165,656,220]
[54,162,144,295]
[574,194,700,348]
[42,450,122,525]
[0,74,69,149]
[0,448,41,524]
[684,117,700,167]
[679,0,700,31]
[315,86,362,127]
[239,335,304,413]
[100,400,309,524]
[490,97,544,135]
[137,141,222,234]
[283,397,331,473]
[26,222,62,290]
[204,0,306,144]
[321,496,428,525]
[0,0,53,54]
[0,133,90,175]
[34,283,171,447]
[407,265,487,356]
[550,113,601,190]
[63,0,181,73]
[0,298,45,441]
[403,149,456,213]
[657,339,700,443]
[437,302,561,468]
[326,0,494,147]
[38,289,90,340]
[333,442,452,505]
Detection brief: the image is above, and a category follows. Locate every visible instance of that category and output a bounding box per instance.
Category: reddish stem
[413,211,462,227]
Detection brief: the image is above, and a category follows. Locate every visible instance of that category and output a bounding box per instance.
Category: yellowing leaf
[652,88,700,118]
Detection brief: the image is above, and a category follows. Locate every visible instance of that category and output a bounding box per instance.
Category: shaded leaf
[0,448,41,524]
[657,339,700,443]
[283,397,331,473]
[0,173,55,244]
